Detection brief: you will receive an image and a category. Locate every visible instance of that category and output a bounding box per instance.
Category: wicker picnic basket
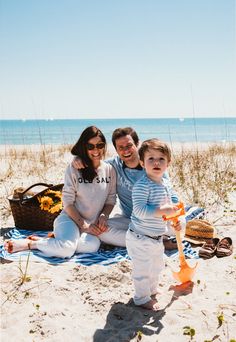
[8,183,64,231]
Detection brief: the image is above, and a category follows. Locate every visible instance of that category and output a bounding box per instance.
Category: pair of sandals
[199,237,233,259]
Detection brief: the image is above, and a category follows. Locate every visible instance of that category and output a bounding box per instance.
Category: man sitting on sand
[73,127,179,248]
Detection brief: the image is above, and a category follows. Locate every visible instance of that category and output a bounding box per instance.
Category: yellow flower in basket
[38,190,62,214]
[49,203,62,214]
[39,196,53,211]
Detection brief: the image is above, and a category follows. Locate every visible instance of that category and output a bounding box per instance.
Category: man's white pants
[126,229,164,306]
[99,214,130,247]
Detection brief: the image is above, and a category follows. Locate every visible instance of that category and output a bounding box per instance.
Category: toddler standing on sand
[126,139,182,311]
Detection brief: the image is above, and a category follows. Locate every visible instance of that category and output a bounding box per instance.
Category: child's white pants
[36,212,100,258]
[126,229,165,306]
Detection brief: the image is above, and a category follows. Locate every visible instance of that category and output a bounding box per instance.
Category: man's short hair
[112,127,139,149]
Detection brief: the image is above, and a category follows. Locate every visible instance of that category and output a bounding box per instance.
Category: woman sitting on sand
[4,126,117,258]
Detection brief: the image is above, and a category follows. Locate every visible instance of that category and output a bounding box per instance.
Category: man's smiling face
[114,135,140,167]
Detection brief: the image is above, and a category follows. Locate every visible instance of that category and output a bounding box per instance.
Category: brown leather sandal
[216,237,233,258]
[199,238,220,259]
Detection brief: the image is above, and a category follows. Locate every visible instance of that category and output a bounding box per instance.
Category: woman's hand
[72,157,86,170]
[96,214,109,233]
[84,223,104,236]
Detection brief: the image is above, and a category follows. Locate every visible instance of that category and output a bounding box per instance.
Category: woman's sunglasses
[87,142,105,150]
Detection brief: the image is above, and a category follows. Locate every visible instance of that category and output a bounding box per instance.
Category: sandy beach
[1,143,236,342]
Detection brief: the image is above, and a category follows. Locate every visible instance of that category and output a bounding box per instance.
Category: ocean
[0,117,235,145]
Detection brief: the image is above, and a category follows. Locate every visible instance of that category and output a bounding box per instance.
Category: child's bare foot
[139,299,159,311]
[151,287,163,298]
[4,239,32,253]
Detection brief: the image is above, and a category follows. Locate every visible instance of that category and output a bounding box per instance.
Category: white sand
[1,144,236,341]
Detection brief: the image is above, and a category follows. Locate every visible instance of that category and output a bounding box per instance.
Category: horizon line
[1,115,236,121]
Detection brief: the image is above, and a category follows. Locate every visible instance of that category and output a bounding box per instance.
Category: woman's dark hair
[71,126,107,182]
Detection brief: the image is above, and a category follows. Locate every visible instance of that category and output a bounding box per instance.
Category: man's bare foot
[28,235,42,241]
[139,299,159,311]
[4,239,32,253]
[47,232,55,238]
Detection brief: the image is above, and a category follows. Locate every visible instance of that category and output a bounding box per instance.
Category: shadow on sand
[93,281,194,342]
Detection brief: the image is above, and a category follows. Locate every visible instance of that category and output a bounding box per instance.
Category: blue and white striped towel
[0,206,202,265]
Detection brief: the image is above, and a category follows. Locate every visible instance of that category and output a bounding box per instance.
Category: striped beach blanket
[0,206,202,265]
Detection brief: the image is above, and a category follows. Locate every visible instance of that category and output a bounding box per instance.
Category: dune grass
[0,142,235,225]
[169,143,236,210]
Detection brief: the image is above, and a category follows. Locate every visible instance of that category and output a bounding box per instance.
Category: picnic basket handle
[18,183,54,203]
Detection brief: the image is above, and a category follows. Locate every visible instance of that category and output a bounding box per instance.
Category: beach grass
[170,143,236,210]
[1,142,235,226]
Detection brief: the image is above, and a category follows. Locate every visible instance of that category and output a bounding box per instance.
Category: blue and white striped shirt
[107,156,178,218]
[130,173,177,236]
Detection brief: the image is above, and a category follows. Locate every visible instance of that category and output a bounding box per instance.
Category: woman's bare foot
[29,233,55,240]
[4,239,32,253]
[139,299,159,311]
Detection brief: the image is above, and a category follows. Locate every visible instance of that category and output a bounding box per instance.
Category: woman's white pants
[126,229,164,306]
[35,212,100,258]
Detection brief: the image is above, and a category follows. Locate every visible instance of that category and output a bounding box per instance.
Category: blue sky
[0,0,235,119]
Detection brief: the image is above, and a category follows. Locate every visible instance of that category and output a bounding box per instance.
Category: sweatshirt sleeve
[62,164,78,209]
[104,164,117,206]
[132,181,156,218]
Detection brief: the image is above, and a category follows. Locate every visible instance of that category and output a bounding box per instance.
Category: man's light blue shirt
[107,156,178,218]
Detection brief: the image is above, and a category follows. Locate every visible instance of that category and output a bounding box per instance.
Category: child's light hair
[139,139,171,162]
